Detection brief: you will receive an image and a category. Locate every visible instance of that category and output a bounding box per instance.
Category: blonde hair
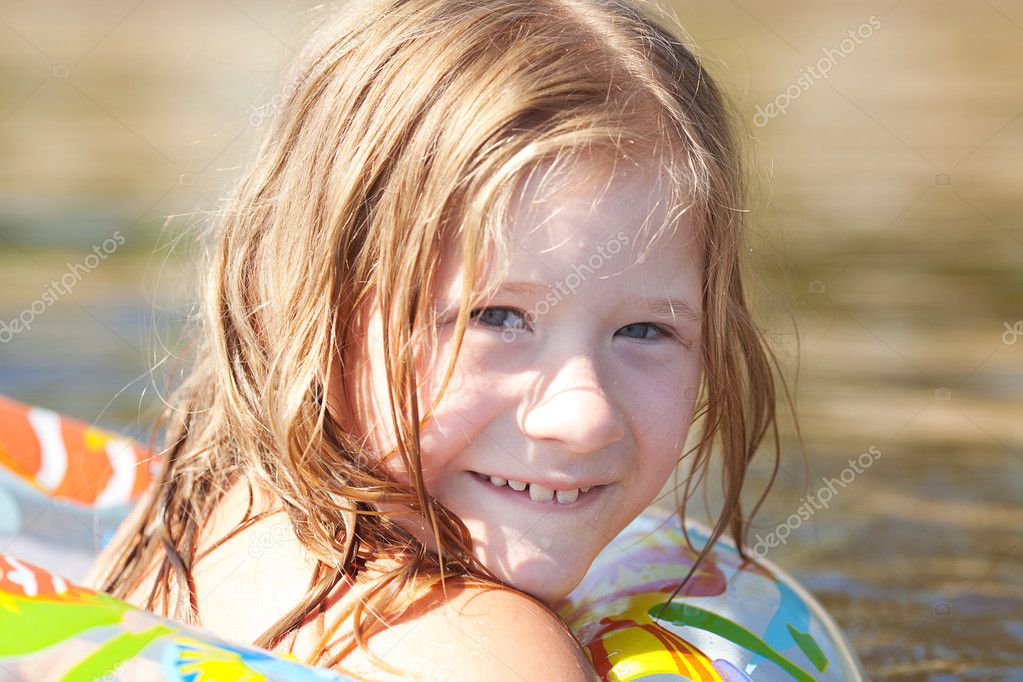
[97,0,798,673]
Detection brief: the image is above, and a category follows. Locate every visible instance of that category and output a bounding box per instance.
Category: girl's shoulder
[326,578,597,682]
[86,478,596,680]
[83,475,325,645]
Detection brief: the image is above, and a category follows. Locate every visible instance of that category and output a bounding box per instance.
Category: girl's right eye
[469,307,531,332]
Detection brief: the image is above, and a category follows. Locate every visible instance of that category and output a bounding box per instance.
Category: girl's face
[330,154,703,604]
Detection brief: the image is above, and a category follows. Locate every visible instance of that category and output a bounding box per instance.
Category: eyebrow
[492,281,702,322]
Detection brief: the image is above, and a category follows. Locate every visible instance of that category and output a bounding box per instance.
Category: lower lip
[465,471,609,511]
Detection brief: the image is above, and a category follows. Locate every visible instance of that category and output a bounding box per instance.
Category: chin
[485,547,591,605]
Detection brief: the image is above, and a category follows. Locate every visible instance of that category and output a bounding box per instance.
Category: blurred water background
[1,1,1021,679]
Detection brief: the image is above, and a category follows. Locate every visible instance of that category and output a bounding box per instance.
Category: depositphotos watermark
[0,231,126,343]
[247,522,290,558]
[750,445,882,558]
[248,71,305,128]
[95,662,127,682]
[499,231,631,343]
[753,16,882,128]
[1002,320,1023,345]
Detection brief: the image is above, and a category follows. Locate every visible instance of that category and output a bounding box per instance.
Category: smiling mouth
[467,470,599,505]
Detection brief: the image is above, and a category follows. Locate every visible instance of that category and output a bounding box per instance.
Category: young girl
[83,0,791,678]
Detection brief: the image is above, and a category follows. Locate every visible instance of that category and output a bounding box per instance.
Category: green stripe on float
[786,623,830,672]
[60,624,176,682]
[650,601,816,682]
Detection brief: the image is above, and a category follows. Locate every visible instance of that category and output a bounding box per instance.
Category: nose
[520,352,626,454]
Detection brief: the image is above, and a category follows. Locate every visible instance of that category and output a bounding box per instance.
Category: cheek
[627,355,701,486]
[412,358,502,486]
[415,398,480,478]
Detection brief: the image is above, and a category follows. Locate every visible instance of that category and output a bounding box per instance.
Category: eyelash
[468,306,680,343]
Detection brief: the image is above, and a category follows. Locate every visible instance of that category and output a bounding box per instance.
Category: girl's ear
[323,348,350,433]
[324,295,373,437]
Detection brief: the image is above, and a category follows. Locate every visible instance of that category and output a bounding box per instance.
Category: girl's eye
[616,322,674,342]
[469,307,531,332]
[469,308,677,344]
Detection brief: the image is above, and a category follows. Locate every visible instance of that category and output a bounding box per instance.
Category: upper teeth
[484,474,591,504]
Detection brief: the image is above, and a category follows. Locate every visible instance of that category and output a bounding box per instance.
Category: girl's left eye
[616,322,675,342]
[469,307,677,342]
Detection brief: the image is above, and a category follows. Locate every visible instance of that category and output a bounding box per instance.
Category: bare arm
[329,583,598,682]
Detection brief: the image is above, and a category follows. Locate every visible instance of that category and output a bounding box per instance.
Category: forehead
[510,151,692,255]
[440,150,703,301]
[431,149,703,314]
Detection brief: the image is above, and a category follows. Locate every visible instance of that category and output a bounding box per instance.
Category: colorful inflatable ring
[0,395,866,680]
